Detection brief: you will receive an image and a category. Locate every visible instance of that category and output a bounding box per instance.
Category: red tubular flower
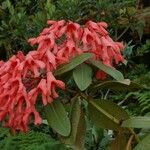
[0,20,124,132]
[96,70,107,80]
[46,72,65,98]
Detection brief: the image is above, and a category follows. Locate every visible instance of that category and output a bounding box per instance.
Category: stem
[66,87,77,94]
[79,92,89,101]
[118,98,127,106]
[129,128,140,143]
[126,135,134,150]
[100,90,104,99]
[104,89,110,100]
[116,26,130,40]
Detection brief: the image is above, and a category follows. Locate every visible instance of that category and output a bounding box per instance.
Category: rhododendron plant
[0,20,125,132]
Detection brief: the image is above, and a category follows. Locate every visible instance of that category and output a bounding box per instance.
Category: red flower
[96,70,107,80]
[0,20,124,132]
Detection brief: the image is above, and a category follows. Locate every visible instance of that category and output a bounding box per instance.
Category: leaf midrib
[90,100,120,124]
[51,103,67,133]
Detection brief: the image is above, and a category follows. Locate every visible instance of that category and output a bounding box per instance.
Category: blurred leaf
[45,0,56,19]
[91,126,104,146]
[61,98,86,149]
[6,0,14,15]
[92,79,143,92]
[134,134,150,150]
[127,6,136,16]
[123,40,135,59]
[108,129,129,150]
[45,100,71,136]
[55,53,93,76]
[135,20,145,41]
[74,111,86,150]
[73,63,92,91]
[0,127,10,140]
[0,130,69,150]
[117,17,129,25]
[122,117,150,128]
[88,99,129,130]
[90,60,124,80]
[61,98,81,145]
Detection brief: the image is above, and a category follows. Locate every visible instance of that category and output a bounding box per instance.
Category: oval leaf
[134,134,150,150]
[61,98,81,144]
[74,111,86,150]
[45,100,71,136]
[61,98,86,150]
[54,53,93,76]
[122,117,150,128]
[89,100,129,130]
[92,79,143,92]
[73,63,92,91]
[90,60,124,80]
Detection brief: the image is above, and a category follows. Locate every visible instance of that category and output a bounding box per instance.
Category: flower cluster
[0,20,124,132]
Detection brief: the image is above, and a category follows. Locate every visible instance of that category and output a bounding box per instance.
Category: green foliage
[73,63,93,91]
[55,0,82,21]
[134,19,146,41]
[0,127,10,140]
[122,117,150,128]
[125,91,150,114]
[124,65,150,115]
[45,100,71,136]
[61,98,83,145]
[88,99,129,130]
[134,133,150,150]
[127,64,149,81]
[0,130,69,150]
[90,60,124,80]
[123,40,135,59]
[98,134,112,150]
[136,91,150,113]
[0,0,144,59]
[137,40,150,56]
[54,53,93,76]
[0,0,56,58]
[91,79,143,92]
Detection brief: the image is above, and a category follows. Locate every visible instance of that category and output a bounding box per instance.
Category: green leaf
[90,60,124,80]
[88,100,129,130]
[134,134,150,150]
[61,98,86,149]
[127,6,136,16]
[0,130,69,150]
[73,63,92,91]
[92,79,143,92]
[45,100,71,136]
[54,53,93,76]
[91,126,104,144]
[61,98,81,145]
[74,111,86,150]
[6,0,14,15]
[135,20,145,41]
[122,117,150,128]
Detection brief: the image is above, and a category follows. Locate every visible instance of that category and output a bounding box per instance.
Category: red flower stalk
[0,20,124,132]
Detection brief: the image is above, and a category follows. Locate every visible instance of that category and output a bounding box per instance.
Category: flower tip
[96,70,107,80]
[98,22,108,28]
[47,20,56,25]
[28,38,37,46]
[34,115,42,125]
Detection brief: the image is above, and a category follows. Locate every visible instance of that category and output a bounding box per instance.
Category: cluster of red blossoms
[0,20,124,132]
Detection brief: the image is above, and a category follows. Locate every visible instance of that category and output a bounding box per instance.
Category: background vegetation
[0,0,150,149]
